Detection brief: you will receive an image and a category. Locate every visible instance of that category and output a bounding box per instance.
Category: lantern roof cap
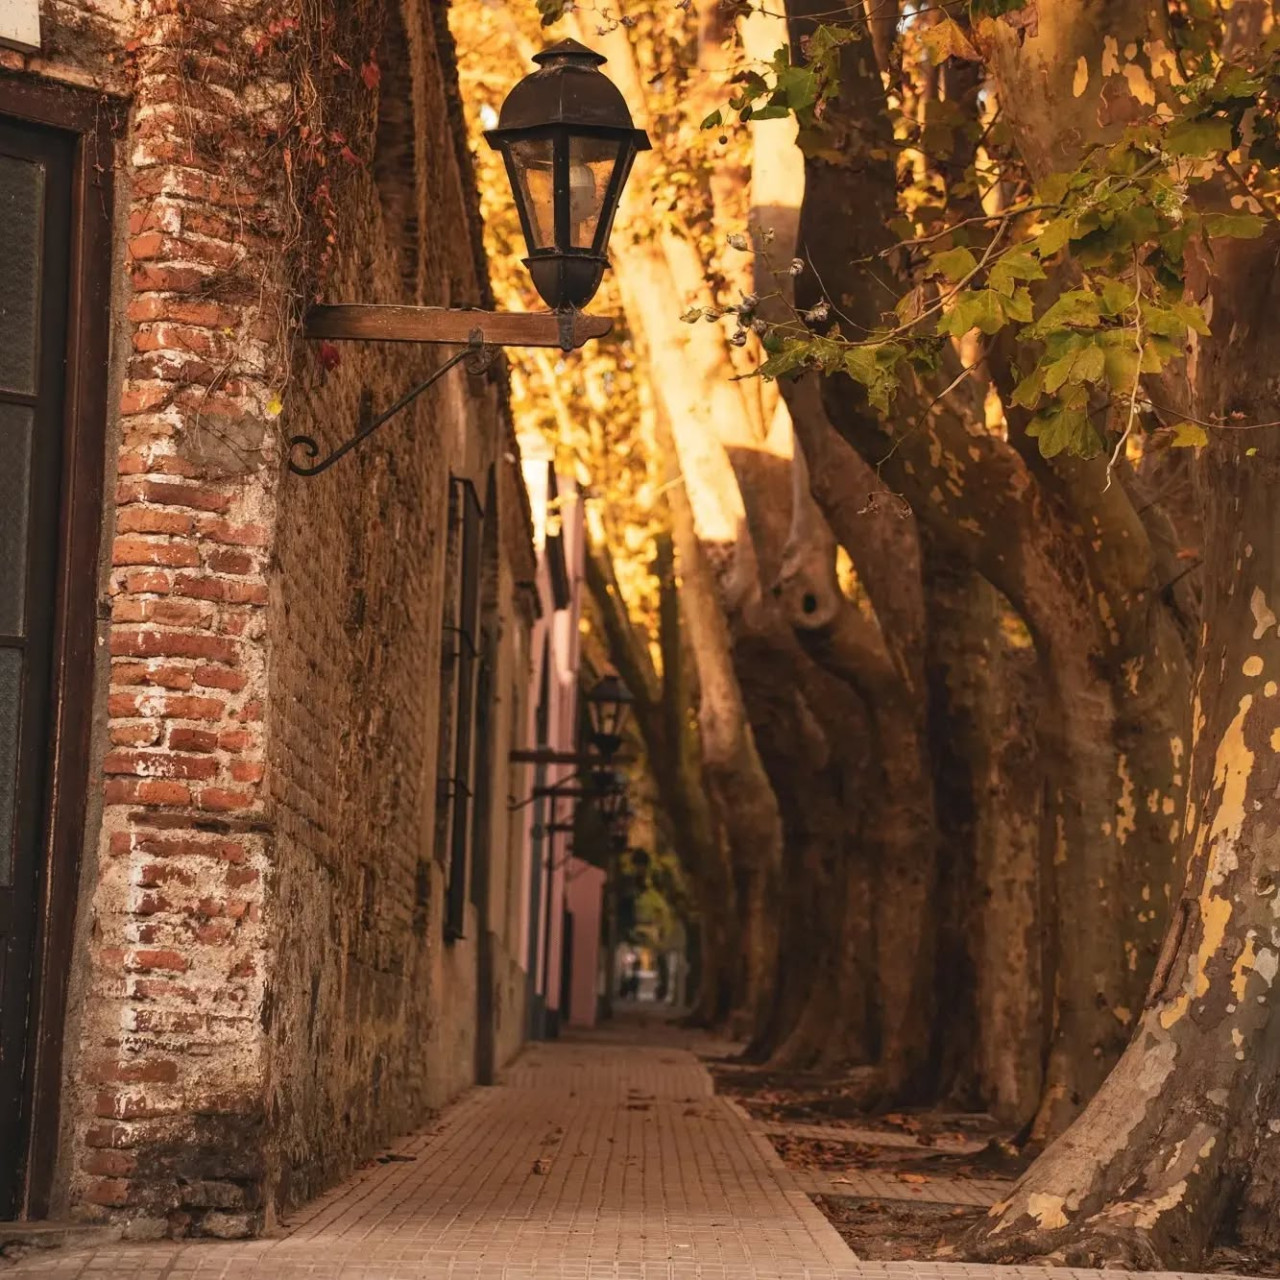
[491,39,651,143]
[588,672,634,705]
[532,38,607,68]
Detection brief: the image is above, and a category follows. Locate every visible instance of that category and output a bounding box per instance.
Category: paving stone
[0,1026,1264,1280]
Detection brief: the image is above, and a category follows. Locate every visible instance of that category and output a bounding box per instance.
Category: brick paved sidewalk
[1,1020,1263,1280]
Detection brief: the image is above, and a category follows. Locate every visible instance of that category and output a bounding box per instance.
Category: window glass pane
[568,136,621,250]
[509,138,555,251]
[0,403,33,637]
[0,153,46,395]
[0,647,21,886]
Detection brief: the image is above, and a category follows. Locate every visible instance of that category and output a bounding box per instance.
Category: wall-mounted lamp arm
[288,333,496,476]
[507,767,588,813]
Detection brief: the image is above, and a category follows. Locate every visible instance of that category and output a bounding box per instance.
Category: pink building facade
[515,438,605,1036]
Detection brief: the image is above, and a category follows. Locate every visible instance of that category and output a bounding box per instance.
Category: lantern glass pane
[509,137,556,251]
[567,135,622,249]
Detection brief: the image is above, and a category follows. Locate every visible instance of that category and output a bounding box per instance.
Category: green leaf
[989,247,1046,296]
[1035,216,1076,258]
[1202,211,1267,240]
[774,64,819,114]
[1165,116,1233,156]
[922,17,980,64]
[1038,173,1073,205]
[1043,340,1106,393]
[843,346,900,412]
[700,109,723,130]
[1100,334,1140,388]
[930,246,979,282]
[758,340,810,379]
[1027,289,1101,338]
[1141,302,1197,339]
[1171,421,1209,447]
[940,288,1006,337]
[1171,300,1211,336]
[1098,278,1137,316]
[1026,399,1102,459]
[1011,366,1045,408]
[535,0,566,23]
[1003,286,1034,323]
[1141,334,1182,372]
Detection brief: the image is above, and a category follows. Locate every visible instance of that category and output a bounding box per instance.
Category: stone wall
[10,0,537,1238]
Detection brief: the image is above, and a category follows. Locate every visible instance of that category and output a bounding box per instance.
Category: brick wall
[12,0,539,1238]
[58,0,285,1239]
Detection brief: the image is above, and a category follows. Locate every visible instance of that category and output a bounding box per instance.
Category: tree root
[962,1221,1167,1271]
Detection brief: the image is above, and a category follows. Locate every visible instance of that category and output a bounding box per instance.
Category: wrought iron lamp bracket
[507,766,586,813]
[288,331,497,477]
[287,305,614,477]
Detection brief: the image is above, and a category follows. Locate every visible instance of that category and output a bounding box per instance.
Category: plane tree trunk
[969,230,1280,1267]
[785,0,1191,1134]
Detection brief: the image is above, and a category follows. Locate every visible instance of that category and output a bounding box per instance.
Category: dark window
[437,477,483,941]
[0,118,74,1219]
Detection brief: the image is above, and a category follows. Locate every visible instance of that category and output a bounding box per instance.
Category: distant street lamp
[599,780,629,828]
[485,39,651,312]
[585,673,634,761]
[292,39,647,475]
[507,678,634,807]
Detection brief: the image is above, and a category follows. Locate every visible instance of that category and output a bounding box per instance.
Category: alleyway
[3,1021,1255,1279]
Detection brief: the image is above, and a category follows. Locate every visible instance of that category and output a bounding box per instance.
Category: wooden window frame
[0,72,120,1218]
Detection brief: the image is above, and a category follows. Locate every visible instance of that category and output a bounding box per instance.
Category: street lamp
[599,778,629,827]
[585,673,633,760]
[292,39,646,476]
[485,39,651,312]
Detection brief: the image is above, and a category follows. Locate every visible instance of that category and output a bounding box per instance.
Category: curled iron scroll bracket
[287,330,498,477]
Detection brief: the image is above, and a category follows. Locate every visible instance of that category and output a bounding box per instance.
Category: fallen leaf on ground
[898,1173,929,1184]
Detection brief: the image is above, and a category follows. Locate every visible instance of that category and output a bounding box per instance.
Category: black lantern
[599,779,629,827]
[585,673,633,759]
[485,39,651,312]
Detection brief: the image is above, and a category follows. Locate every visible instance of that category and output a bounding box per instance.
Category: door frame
[0,71,120,1218]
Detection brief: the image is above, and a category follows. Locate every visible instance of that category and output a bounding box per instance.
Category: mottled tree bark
[969,234,1280,1264]
[785,0,1190,1133]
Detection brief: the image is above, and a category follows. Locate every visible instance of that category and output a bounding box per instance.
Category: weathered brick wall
[45,0,288,1239]
[15,0,538,1238]
[261,0,538,1215]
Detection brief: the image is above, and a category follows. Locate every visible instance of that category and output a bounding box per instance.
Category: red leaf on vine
[361,58,381,90]
[318,342,342,372]
[339,146,362,166]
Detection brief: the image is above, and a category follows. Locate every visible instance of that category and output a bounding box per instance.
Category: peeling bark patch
[1232,933,1258,1002]
[1116,755,1136,846]
[1027,1192,1070,1230]
[1250,587,1277,639]
[1073,56,1090,97]
[1122,63,1156,106]
[1243,656,1265,678]
[1161,696,1254,1027]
